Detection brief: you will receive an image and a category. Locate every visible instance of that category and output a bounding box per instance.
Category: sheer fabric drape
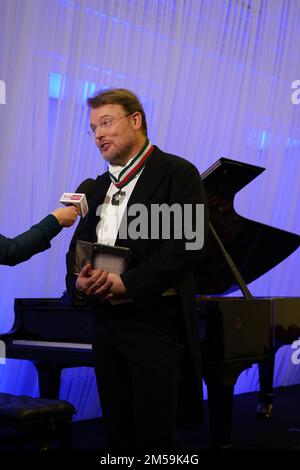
[0,0,300,420]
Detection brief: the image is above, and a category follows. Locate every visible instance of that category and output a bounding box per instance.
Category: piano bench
[0,393,76,451]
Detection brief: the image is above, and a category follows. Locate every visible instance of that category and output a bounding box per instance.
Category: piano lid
[195,158,300,295]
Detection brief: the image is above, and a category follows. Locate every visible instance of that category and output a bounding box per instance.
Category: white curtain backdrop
[1,0,300,420]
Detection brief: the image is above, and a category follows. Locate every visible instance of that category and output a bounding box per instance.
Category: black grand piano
[1,158,300,447]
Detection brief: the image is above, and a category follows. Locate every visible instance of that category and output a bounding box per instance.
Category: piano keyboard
[12,340,92,350]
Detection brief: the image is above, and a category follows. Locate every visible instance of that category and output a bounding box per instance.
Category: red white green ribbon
[109,140,153,189]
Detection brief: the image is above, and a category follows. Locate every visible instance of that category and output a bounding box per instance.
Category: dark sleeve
[65,211,92,307]
[121,163,209,298]
[0,214,61,266]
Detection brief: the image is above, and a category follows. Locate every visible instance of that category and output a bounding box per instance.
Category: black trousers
[92,296,185,452]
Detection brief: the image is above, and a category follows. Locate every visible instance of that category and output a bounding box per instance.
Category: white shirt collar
[108,154,137,180]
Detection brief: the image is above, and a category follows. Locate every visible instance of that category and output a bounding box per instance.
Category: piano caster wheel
[256,403,273,418]
[210,441,233,450]
[220,443,233,450]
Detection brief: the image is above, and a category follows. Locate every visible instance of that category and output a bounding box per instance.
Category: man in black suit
[0,206,78,266]
[66,88,208,452]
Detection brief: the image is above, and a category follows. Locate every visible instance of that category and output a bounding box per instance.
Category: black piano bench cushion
[0,393,75,426]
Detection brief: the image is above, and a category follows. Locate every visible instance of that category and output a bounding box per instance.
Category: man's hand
[52,206,79,227]
[105,273,127,300]
[76,263,112,298]
[87,272,127,299]
[76,264,128,301]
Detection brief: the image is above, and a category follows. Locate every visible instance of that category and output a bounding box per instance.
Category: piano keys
[2,298,95,398]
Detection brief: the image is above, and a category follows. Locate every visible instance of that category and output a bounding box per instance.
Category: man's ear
[131,112,142,130]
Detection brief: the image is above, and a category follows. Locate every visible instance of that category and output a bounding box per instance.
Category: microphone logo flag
[60,193,89,217]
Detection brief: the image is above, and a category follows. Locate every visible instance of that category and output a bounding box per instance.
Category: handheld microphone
[60,193,88,217]
[60,178,95,217]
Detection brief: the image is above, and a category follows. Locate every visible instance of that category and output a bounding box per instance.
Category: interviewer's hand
[52,206,79,227]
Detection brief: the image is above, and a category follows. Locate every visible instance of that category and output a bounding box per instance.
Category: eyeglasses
[87,113,131,137]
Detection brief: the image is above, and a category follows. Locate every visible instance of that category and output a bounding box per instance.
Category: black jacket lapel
[82,147,168,245]
[124,146,168,207]
[116,146,169,247]
[81,172,111,243]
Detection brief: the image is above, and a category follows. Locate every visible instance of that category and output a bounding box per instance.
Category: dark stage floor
[71,384,300,451]
[1,384,300,464]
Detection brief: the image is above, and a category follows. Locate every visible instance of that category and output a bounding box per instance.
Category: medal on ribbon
[109,141,153,206]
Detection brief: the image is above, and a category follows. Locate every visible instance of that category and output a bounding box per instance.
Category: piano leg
[35,362,62,399]
[257,351,275,410]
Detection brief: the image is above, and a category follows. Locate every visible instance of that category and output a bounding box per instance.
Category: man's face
[89,104,140,166]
